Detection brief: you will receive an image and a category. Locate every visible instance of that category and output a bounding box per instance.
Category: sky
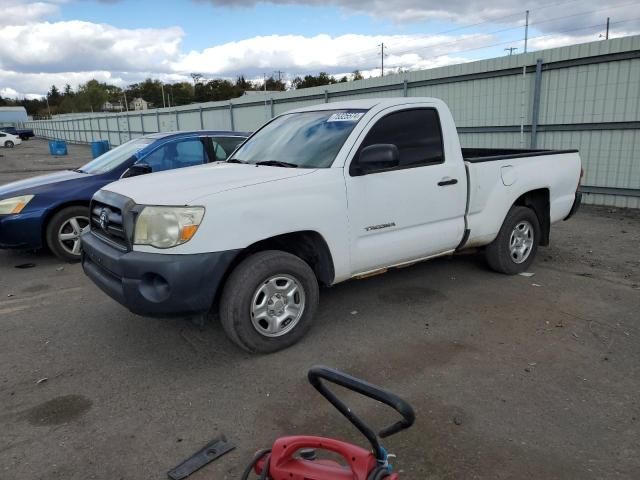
[0,0,638,99]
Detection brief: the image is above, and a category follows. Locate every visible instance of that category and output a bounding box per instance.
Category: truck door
[345,106,467,275]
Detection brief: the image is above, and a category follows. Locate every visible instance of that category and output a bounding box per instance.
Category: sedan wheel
[45,205,92,262]
[5,141,14,148]
[58,216,90,257]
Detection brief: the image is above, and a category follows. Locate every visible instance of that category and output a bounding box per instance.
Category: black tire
[485,206,540,275]
[45,205,90,262]
[5,141,14,148]
[220,250,319,353]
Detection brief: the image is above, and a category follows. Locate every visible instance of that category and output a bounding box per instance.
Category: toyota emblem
[99,209,109,230]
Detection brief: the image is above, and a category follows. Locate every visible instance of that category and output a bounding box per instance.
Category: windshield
[79,138,154,174]
[230,109,366,168]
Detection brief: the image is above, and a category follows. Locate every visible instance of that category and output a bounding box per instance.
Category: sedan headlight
[133,206,205,249]
[0,195,34,215]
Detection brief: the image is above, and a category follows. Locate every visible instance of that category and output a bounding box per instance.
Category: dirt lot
[1,139,639,480]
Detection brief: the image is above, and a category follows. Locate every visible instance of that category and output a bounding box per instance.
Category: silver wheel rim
[58,216,90,256]
[250,274,306,337]
[509,220,534,264]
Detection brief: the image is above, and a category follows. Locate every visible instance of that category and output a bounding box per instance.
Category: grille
[90,200,128,249]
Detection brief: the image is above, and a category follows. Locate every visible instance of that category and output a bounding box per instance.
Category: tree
[291,72,338,89]
[264,76,286,91]
[352,70,364,81]
[48,85,61,106]
[198,79,243,102]
[235,75,255,92]
[169,82,195,106]
[76,79,108,112]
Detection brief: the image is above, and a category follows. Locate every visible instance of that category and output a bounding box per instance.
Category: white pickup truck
[81,98,582,353]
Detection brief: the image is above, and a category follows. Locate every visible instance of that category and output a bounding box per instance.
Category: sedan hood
[102,162,315,205]
[0,170,87,198]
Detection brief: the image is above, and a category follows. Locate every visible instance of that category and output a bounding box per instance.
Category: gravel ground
[0,139,639,480]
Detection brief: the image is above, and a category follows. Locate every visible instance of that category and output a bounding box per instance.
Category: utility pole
[378,43,387,77]
[505,47,518,56]
[524,10,529,53]
[606,17,610,39]
[161,83,166,108]
[273,70,285,82]
[45,95,52,118]
[122,94,129,112]
[263,73,268,121]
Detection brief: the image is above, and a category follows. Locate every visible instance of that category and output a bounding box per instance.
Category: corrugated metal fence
[25,35,640,208]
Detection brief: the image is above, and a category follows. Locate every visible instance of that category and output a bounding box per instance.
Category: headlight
[0,195,34,215]
[133,206,205,249]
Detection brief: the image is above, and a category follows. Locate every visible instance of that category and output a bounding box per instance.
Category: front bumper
[0,210,44,249]
[81,232,240,317]
[564,190,582,220]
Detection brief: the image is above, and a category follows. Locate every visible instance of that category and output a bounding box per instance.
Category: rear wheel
[45,206,91,262]
[485,206,540,274]
[220,250,319,353]
[4,141,14,148]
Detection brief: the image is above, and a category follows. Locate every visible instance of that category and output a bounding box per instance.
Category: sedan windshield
[79,138,154,174]
[229,109,366,168]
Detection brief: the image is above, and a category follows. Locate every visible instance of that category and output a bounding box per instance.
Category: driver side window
[140,139,206,172]
[350,108,444,176]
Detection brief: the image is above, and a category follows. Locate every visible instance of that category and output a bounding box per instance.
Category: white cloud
[0,20,184,74]
[171,32,493,78]
[0,0,61,26]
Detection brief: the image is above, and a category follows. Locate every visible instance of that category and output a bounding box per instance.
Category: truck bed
[462,148,579,163]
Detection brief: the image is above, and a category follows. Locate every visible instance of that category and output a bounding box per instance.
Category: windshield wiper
[255,160,298,168]
[226,158,248,164]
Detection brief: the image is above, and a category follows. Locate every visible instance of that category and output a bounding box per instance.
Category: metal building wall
[24,35,640,207]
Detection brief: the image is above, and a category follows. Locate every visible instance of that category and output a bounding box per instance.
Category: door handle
[438,178,458,186]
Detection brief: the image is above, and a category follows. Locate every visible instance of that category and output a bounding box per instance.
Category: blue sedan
[0,130,249,261]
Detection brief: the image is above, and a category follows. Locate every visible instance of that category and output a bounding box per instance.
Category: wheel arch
[512,188,550,246]
[213,230,335,309]
[236,230,335,286]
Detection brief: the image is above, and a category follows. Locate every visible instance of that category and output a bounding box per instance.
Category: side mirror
[122,162,152,178]
[354,144,399,175]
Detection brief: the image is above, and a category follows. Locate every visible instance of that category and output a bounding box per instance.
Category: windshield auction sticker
[327,112,365,122]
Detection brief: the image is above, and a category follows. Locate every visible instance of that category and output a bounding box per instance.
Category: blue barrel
[91,141,105,158]
[101,139,110,152]
[48,140,57,155]
[51,140,68,156]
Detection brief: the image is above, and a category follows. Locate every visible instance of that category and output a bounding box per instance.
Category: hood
[0,170,88,198]
[102,162,315,205]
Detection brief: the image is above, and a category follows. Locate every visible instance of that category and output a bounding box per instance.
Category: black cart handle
[308,366,415,461]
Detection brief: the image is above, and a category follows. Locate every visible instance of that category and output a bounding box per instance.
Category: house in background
[102,101,123,112]
[131,98,151,110]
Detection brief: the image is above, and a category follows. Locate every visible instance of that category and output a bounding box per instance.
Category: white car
[0,131,21,148]
[82,97,582,353]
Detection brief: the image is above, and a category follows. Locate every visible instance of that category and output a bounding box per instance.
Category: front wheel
[4,141,14,148]
[485,206,540,274]
[45,206,91,262]
[220,250,319,353]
